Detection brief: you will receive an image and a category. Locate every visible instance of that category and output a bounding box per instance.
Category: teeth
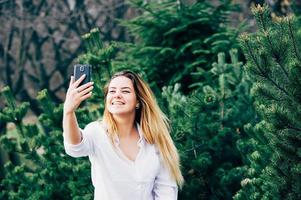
[112,102,124,105]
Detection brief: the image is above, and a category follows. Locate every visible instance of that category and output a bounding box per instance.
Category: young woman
[63,70,184,200]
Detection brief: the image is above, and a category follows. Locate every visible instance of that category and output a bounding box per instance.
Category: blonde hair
[103,70,184,187]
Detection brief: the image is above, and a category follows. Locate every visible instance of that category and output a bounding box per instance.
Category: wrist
[63,110,75,116]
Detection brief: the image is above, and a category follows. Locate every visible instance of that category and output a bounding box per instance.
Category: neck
[113,113,136,138]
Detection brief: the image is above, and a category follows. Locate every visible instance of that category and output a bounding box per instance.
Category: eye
[122,91,130,93]
[108,90,115,94]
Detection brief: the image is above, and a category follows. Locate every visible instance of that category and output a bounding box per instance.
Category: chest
[119,137,140,162]
[94,139,160,182]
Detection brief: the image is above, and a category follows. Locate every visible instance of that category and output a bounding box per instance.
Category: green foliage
[0,87,29,124]
[0,30,118,199]
[0,0,255,199]
[234,4,301,200]
[116,0,244,93]
[0,88,95,199]
[77,28,121,114]
[162,49,255,199]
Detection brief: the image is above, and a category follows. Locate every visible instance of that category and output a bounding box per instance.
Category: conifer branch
[286,125,301,132]
[13,150,44,167]
[287,18,301,63]
[257,11,289,79]
[257,7,267,33]
[244,40,290,98]
[266,78,290,98]
[243,39,266,77]
[253,5,289,80]
[265,32,289,79]
[183,143,203,153]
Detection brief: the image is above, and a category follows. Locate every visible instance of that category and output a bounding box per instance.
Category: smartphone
[74,64,92,87]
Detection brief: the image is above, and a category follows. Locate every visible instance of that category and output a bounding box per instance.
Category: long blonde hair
[103,70,184,187]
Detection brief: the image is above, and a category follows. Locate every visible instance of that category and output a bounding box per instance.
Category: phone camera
[80,66,85,71]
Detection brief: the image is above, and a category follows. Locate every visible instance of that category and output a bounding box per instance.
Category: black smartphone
[74,64,92,87]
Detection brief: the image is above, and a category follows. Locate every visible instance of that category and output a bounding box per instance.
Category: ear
[135,103,140,109]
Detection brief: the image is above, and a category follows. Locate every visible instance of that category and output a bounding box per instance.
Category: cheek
[128,95,137,105]
[105,96,111,106]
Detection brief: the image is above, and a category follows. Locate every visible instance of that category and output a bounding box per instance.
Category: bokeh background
[1,0,301,199]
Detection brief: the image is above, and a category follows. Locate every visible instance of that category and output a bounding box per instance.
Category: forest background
[0,0,301,199]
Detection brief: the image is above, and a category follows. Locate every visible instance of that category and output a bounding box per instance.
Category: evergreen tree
[234,5,301,200]
[0,29,113,199]
[162,49,255,199]
[115,0,244,94]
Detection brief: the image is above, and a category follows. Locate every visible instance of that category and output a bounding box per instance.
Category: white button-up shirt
[64,121,178,200]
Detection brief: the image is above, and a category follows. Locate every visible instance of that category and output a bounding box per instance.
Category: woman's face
[106,76,138,116]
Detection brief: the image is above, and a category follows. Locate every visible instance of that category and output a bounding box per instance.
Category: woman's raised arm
[63,75,94,145]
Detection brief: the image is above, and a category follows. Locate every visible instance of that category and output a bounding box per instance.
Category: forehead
[109,76,134,88]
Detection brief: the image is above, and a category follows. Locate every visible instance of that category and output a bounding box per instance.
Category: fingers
[73,74,86,88]
[69,76,74,87]
[77,81,94,93]
[80,91,93,101]
[67,75,93,101]
[78,84,94,96]
[64,76,93,113]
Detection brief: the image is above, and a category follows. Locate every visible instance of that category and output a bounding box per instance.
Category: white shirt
[64,121,178,200]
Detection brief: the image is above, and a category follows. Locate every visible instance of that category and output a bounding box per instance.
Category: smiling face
[106,76,138,117]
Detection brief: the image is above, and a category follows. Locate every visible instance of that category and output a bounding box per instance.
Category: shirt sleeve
[63,121,97,157]
[153,160,178,200]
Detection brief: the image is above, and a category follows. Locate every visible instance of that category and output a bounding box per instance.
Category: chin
[109,109,130,115]
[109,108,136,115]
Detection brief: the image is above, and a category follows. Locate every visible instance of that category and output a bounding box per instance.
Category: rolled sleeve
[153,161,178,200]
[64,122,97,157]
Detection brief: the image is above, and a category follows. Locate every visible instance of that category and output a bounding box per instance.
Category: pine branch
[244,38,290,97]
[287,17,301,63]
[286,125,301,132]
[264,30,289,79]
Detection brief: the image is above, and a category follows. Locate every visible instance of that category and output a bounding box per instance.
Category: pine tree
[162,49,255,199]
[234,5,301,200]
[115,0,244,94]
[0,29,113,199]
[0,77,96,200]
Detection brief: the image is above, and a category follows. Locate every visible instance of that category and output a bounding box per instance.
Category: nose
[113,90,122,98]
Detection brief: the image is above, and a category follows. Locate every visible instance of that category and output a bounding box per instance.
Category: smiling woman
[106,76,138,116]
[62,70,183,200]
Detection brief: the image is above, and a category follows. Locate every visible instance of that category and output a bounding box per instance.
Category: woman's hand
[63,75,94,115]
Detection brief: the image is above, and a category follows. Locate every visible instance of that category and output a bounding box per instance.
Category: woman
[63,70,184,200]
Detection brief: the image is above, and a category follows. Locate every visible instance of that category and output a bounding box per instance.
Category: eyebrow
[109,87,132,90]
